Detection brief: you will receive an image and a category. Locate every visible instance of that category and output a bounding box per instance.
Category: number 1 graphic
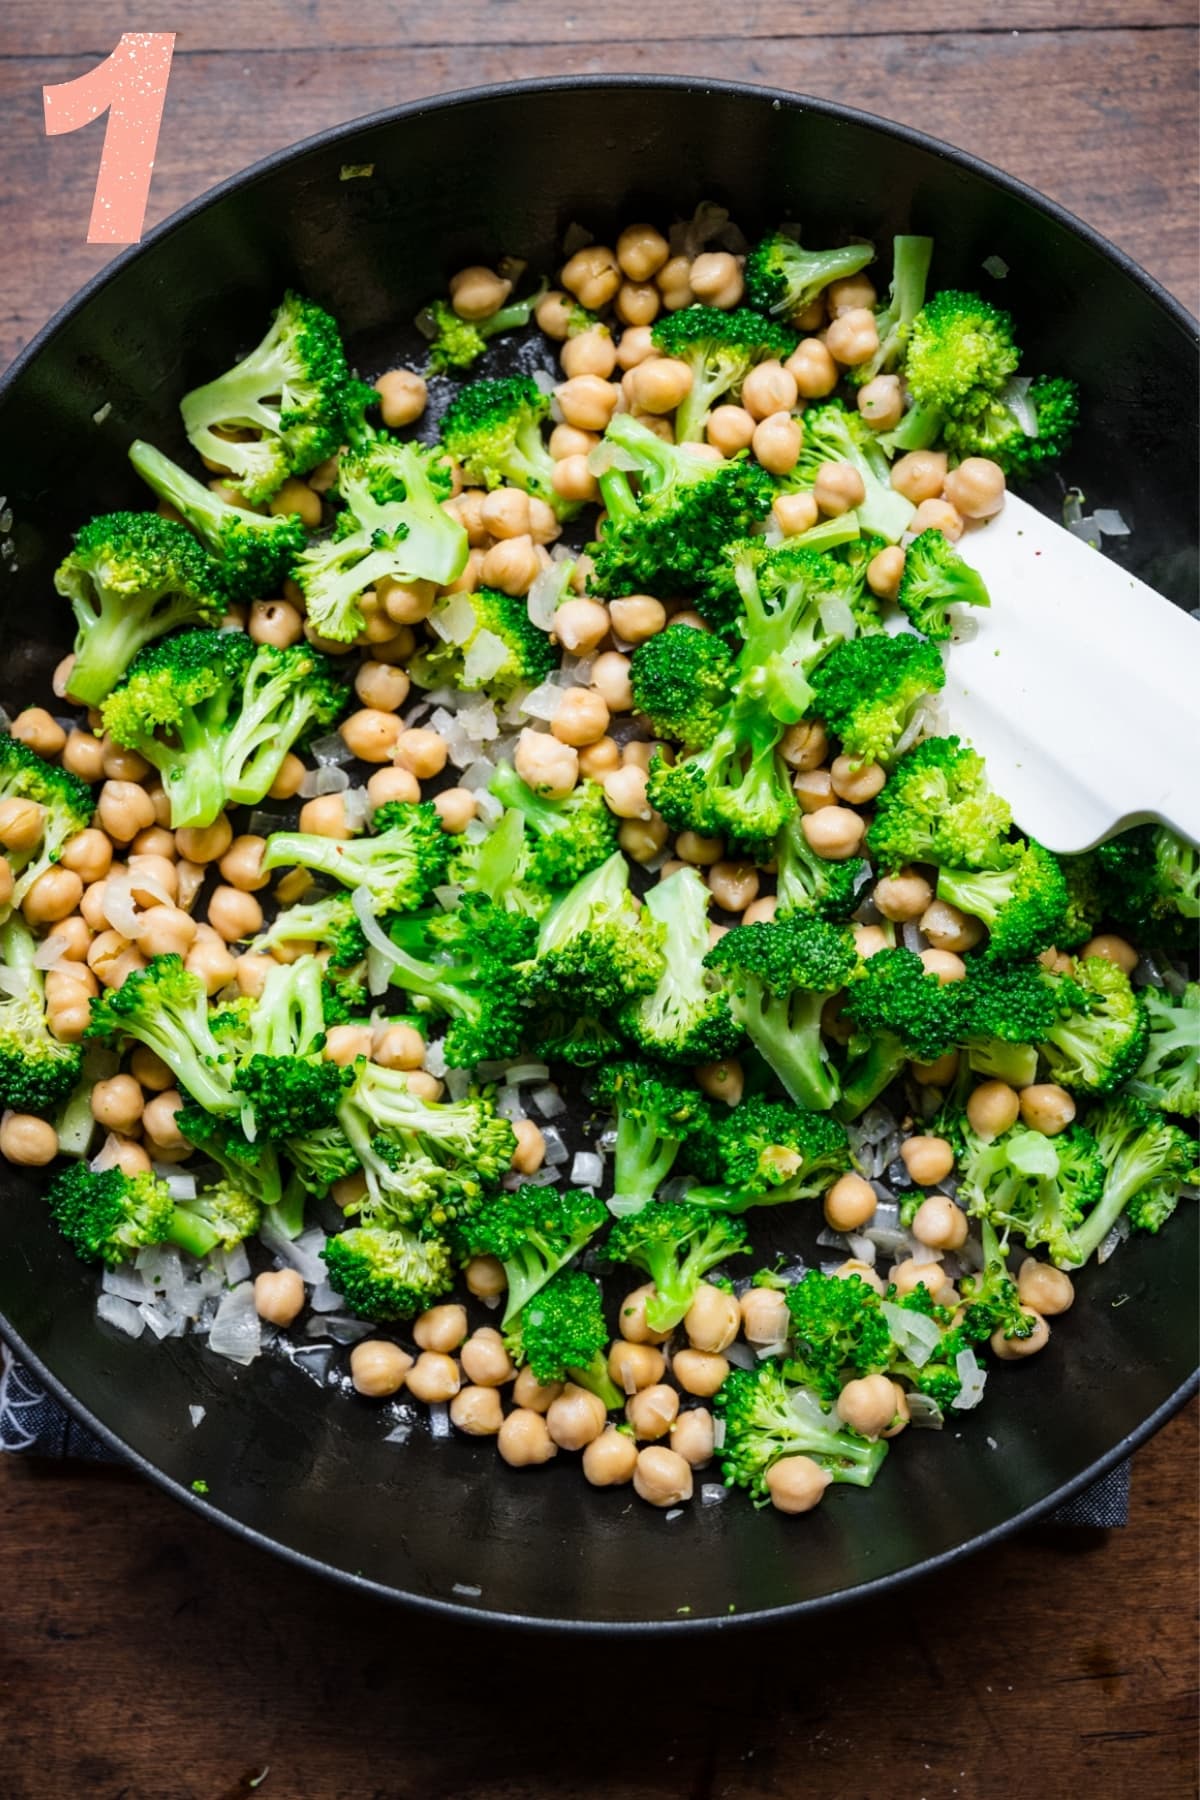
[43,33,177,244]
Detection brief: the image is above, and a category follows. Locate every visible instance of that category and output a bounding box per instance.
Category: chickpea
[825,1172,878,1233]
[204,884,262,945]
[449,264,511,320]
[920,947,967,983]
[766,1455,830,1514]
[825,307,879,368]
[480,534,540,597]
[0,857,12,911]
[234,952,273,998]
[142,1089,186,1152]
[350,1339,414,1398]
[175,816,233,863]
[1019,1084,1076,1136]
[268,479,321,529]
[46,991,92,1045]
[616,280,660,327]
[465,1254,506,1303]
[708,860,759,913]
[597,765,647,823]
[874,868,933,923]
[911,1195,969,1252]
[695,1057,743,1107]
[547,1383,608,1451]
[944,457,1006,520]
[561,246,621,311]
[556,374,620,434]
[0,1111,59,1166]
[388,727,445,783]
[673,1349,730,1400]
[740,1285,790,1348]
[132,905,195,961]
[671,1408,714,1469]
[633,1445,693,1507]
[802,805,865,861]
[554,598,610,656]
[460,1327,515,1388]
[96,780,155,844]
[430,788,474,837]
[752,411,803,476]
[628,356,693,416]
[498,1408,558,1467]
[102,1136,153,1178]
[507,1116,545,1177]
[61,729,106,783]
[44,915,91,962]
[780,344,833,406]
[919,899,985,954]
[607,600,666,656]
[900,1134,956,1188]
[991,1308,1050,1361]
[738,358,797,421]
[404,1070,444,1103]
[477,488,529,542]
[130,826,176,862]
[589,651,632,714]
[527,497,561,548]
[549,425,599,467]
[578,1425,636,1487]
[689,251,743,310]
[615,325,657,371]
[186,925,237,995]
[126,1045,171,1095]
[1081,933,1139,974]
[448,1386,503,1437]
[101,739,154,784]
[608,1340,666,1397]
[856,373,903,431]
[0,798,45,855]
[253,1267,306,1328]
[864,545,904,603]
[535,289,578,340]
[513,1367,563,1413]
[127,854,177,908]
[365,1023,422,1078]
[367,766,420,812]
[616,223,670,283]
[742,896,778,927]
[550,454,598,505]
[830,755,885,806]
[577,737,620,779]
[768,495,818,546]
[911,1049,960,1087]
[890,449,948,505]
[965,1079,1021,1141]
[90,1073,144,1135]
[410,1304,467,1356]
[836,1373,901,1439]
[1018,1258,1075,1317]
[22,866,83,926]
[547,687,608,751]
[656,254,695,311]
[335,707,398,766]
[245,597,302,650]
[322,1025,373,1070]
[911,497,965,542]
[331,1171,367,1212]
[881,1381,911,1439]
[406,1351,462,1404]
[813,460,867,517]
[514,728,577,800]
[684,1282,740,1354]
[702,404,754,459]
[12,706,65,757]
[210,840,266,902]
[618,1283,672,1346]
[672,829,721,867]
[267,753,306,802]
[776,722,825,776]
[889,1259,948,1304]
[380,577,435,624]
[374,367,427,428]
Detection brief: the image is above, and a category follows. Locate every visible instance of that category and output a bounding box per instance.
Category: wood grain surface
[0,5,1197,1795]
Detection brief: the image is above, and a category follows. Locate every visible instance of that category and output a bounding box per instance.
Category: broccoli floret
[955,1118,1105,1266]
[786,402,915,542]
[489,764,618,888]
[262,800,450,915]
[229,955,349,1138]
[866,735,1013,873]
[715,1361,888,1502]
[647,704,793,849]
[589,1059,706,1215]
[179,291,358,503]
[884,289,1020,453]
[440,375,575,519]
[942,375,1080,479]
[649,305,797,441]
[628,626,734,750]
[956,1220,1037,1344]
[251,891,367,969]
[936,840,1071,963]
[54,512,227,705]
[846,236,933,388]
[0,735,95,918]
[1096,824,1200,949]
[1057,853,1105,951]
[87,954,238,1116]
[337,1059,515,1231]
[743,231,876,324]
[1053,1097,1198,1267]
[176,1104,284,1211]
[704,916,860,1112]
[959,959,1061,1088]
[322,1224,454,1321]
[1128,983,1199,1118]
[293,436,467,642]
[506,1270,623,1408]
[773,811,865,923]
[619,867,742,1064]
[684,1096,852,1208]
[1038,955,1149,1095]
[810,632,946,767]
[895,529,991,642]
[462,1185,609,1328]
[447,807,549,921]
[221,641,348,808]
[174,1179,263,1254]
[519,852,665,1014]
[586,412,775,599]
[371,893,538,1067]
[419,282,549,374]
[527,1008,627,1068]
[412,586,556,698]
[605,1200,749,1332]
[47,1163,249,1266]
[839,946,972,1118]
[0,918,83,1111]
[285,1120,361,1194]
[783,1270,895,1401]
[128,440,309,601]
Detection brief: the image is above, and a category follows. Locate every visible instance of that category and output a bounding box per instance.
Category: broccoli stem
[270,1172,308,1240]
[167,1207,222,1259]
[128,440,226,536]
[612,1108,686,1211]
[568,1353,625,1412]
[730,981,838,1113]
[70,595,186,708]
[836,1033,908,1121]
[966,1039,1039,1087]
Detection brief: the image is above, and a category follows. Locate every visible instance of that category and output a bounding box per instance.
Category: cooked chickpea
[512,1367,562,1413]
[554,598,610,657]
[374,366,427,428]
[890,1259,949,1303]
[918,899,985,954]
[708,860,759,913]
[249,1267,305,1329]
[769,494,819,545]
[0,1111,59,1166]
[616,281,660,327]
[266,753,305,802]
[364,1024,422,1078]
[95,780,155,845]
[481,533,541,597]
[672,1349,730,1399]
[598,765,648,823]
[130,827,176,864]
[813,460,867,517]
[656,254,695,310]
[89,1073,144,1135]
[323,1024,373,1069]
[920,947,967,983]
[802,805,865,860]
[477,489,529,544]
[576,1425,635,1487]
[911,1195,969,1252]
[991,1308,1050,1361]
[856,373,903,431]
[683,1282,740,1354]
[552,454,601,505]
[740,1285,790,1347]
[1082,933,1139,974]
[234,952,274,998]
[900,1134,956,1188]
[498,1407,558,1467]
[546,687,608,752]
[465,1254,506,1302]
[43,915,90,961]
[825,307,879,367]
[785,340,837,402]
[627,356,693,416]
[776,723,825,777]
[103,1136,153,1177]
[555,374,619,433]
[101,739,154,783]
[1018,1258,1075,1317]
[0,858,12,910]
[672,1408,715,1469]
[866,545,905,602]
[460,1327,515,1388]
[380,577,435,625]
[547,1383,608,1451]
[12,706,65,757]
[837,1373,901,1439]
[515,727,577,800]
[830,755,885,806]
[695,1057,743,1106]
[740,360,797,422]
[22,866,83,926]
[874,868,933,923]
[911,497,965,542]
[752,411,803,476]
[824,1171,878,1233]
[127,854,177,908]
[911,1049,960,1087]
[202,884,260,945]
[506,1116,546,1177]
[766,1455,830,1514]
[1019,1084,1076,1136]
[336,707,399,766]
[577,737,620,779]
[408,1304,467,1358]
[447,1386,503,1437]
[618,1283,672,1346]
[534,289,578,340]
[966,1079,1021,1141]
[633,1445,693,1507]
[608,1340,666,1395]
[350,1339,413,1398]
[142,1089,186,1151]
[742,897,778,927]
[689,251,743,310]
[672,829,721,866]
[587,651,631,714]
[45,990,92,1045]
[405,1351,461,1405]
[268,478,320,529]
[944,457,1006,520]
[186,925,237,995]
[615,325,657,371]
[245,599,303,653]
[703,404,754,458]
[890,449,949,504]
[61,729,106,783]
[449,264,511,320]
[561,245,621,310]
[175,815,234,864]
[366,767,420,813]
[0,797,45,855]
[616,222,670,283]
[549,424,599,468]
[388,729,446,786]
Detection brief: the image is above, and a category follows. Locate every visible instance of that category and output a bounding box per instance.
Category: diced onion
[530,1083,566,1119]
[311,733,353,766]
[463,630,511,686]
[880,1301,942,1367]
[189,1404,206,1428]
[430,592,479,645]
[521,683,563,722]
[540,1125,570,1166]
[101,870,141,939]
[951,1347,987,1410]
[96,1293,146,1338]
[527,560,570,630]
[428,1401,453,1439]
[818,592,856,643]
[208,1282,262,1364]
[1093,508,1130,537]
[495,1086,526,1121]
[164,1173,197,1200]
[700,1483,728,1506]
[571,1151,604,1187]
[906,1392,945,1429]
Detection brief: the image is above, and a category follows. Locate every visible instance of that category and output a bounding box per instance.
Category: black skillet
[0,77,1195,1633]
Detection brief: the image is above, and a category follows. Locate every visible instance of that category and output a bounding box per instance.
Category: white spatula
[942,492,1200,854]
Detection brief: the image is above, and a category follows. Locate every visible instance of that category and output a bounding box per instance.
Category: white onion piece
[1067,516,1100,547]
[428,1401,453,1439]
[587,435,642,477]
[430,592,479,645]
[982,253,1009,280]
[540,1125,570,1166]
[259,1211,327,1281]
[311,733,353,767]
[530,1083,566,1119]
[503,1165,560,1188]
[102,1264,149,1301]
[906,1392,945,1429]
[140,1300,183,1340]
[96,1293,146,1338]
[208,1282,262,1364]
[444,1067,471,1101]
[459,699,499,743]
[189,1404,206,1428]
[527,560,570,630]
[700,1483,728,1506]
[818,591,856,643]
[164,1173,197,1200]
[846,1233,877,1265]
[723,1341,757,1370]
[0,966,30,999]
[951,1347,987,1410]
[463,630,510,686]
[998,374,1035,434]
[571,1151,604,1187]
[1093,508,1130,537]
[88,1133,125,1173]
[422,1038,448,1078]
[712,1416,726,1450]
[461,758,497,793]
[607,1193,650,1219]
[521,683,563,722]
[351,885,402,995]
[101,871,141,939]
[495,1086,526,1121]
[880,1301,942,1367]
[33,930,74,970]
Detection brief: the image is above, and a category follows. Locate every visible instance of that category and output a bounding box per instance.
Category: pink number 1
[43,32,177,245]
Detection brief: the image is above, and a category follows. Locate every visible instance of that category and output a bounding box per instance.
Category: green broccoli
[959,959,1061,1088]
[1057,852,1105,951]
[649,305,797,441]
[284,1120,361,1196]
[229,955,349,1139]
[773,811,866,922]
[936,840,1071,963]
[251,892,367,970]
[489,764,618,887]
[589,1059,706,1215]
[619,867,743,1064]
[866,735,1013,872]
[646,700,793,848]
[956,1220,1037,1344]
[895,529,992,642]
[175,1104,285,1213]
[179,291,359,503]
[372,892,538,1067]
[605,1200,749,1331]
[628,625,735,750]
[714,1361,888,1503]
[1038,954,1149,1095]
[839,946,972,1118]
[1054,1097,1198,1267]
[519,852,665,1015]
[440,375,575,518]
[682,1097,852,1210]
[506,1270,623,1408]
[0,735,95,918]
[785,402,915,542]
[322,1224,454,1321]
[87,955,239,1116]
[1096,823,1200,949]
[54,512,227,705]
[955,1117,1105,1266]
[846,235,933,387]
[412,587,556,697]
[461,1184,609,1327]
[810,631,946,767]
[419,281,549,373]
[127,439,309,600]
[884,289,1020,453]
[48,1163,256,1266]
[527,1008,627,1069]
[1128,983,1199,1118]
[743,231,876,324]
[942,375,1080,479]
[0,917,83,1112]
[784,1270,895,1401]
[262,801,451,915]
[704,916,860,1111]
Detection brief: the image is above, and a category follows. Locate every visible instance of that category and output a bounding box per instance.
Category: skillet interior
[0,77,1195,1631]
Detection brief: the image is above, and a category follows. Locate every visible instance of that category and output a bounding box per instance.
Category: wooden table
[1,6,1196,1794]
